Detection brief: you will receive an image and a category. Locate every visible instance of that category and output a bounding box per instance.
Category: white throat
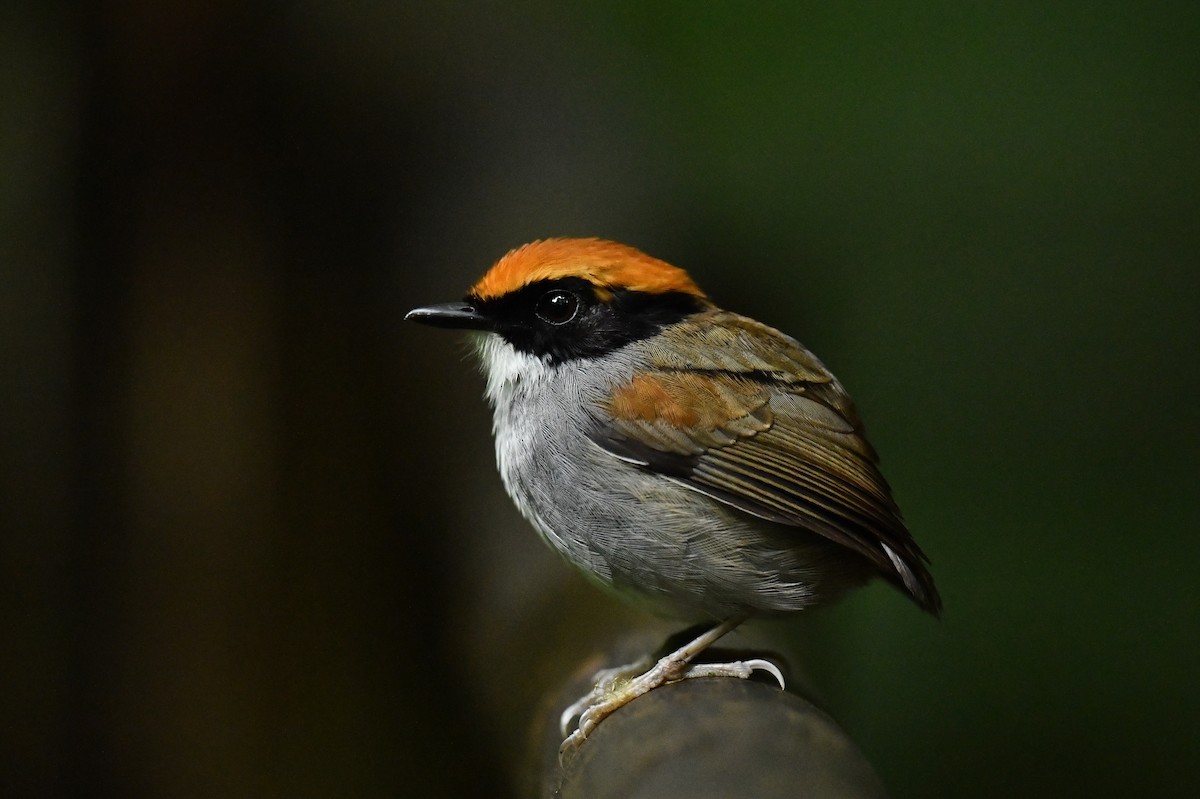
[477,334,553,406]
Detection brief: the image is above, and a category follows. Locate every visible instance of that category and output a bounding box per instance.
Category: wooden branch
[536,674,888,798]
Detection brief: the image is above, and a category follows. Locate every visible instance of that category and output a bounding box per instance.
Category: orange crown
[470,238,710,303]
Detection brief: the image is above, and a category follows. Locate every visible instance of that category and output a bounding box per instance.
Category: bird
[406,237,940,752]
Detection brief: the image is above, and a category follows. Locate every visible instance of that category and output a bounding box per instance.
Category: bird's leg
[557,622,732,735]
[559,614,783,755]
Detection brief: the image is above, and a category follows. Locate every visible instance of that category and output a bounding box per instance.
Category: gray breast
[479,335,869,619]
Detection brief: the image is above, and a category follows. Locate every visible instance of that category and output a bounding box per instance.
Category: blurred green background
[2,1,1197,796]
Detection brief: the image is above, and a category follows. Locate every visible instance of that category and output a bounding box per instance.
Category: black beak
[404,302,492,331]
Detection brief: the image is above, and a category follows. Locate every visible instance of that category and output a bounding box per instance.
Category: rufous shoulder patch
[470,238,709,301]
[606,372,770,432]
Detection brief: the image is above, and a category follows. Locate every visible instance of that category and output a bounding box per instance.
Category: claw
[561,686,600,739]
[676,657,785,688]
[558,728,585,763]
[559,705,579,738]
[744,658,786,689]
[560,703,610,761]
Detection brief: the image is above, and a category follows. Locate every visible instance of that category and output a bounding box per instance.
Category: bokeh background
[3,1,1197,796]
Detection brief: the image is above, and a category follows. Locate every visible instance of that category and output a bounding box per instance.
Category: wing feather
[593,309,941,613]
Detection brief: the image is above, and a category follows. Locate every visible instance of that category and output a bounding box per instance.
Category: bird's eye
[534,289,580,325]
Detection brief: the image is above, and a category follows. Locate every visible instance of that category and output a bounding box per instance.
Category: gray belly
[495,419,869,620]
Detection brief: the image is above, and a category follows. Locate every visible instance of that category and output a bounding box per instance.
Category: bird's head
[406,238,713,363]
